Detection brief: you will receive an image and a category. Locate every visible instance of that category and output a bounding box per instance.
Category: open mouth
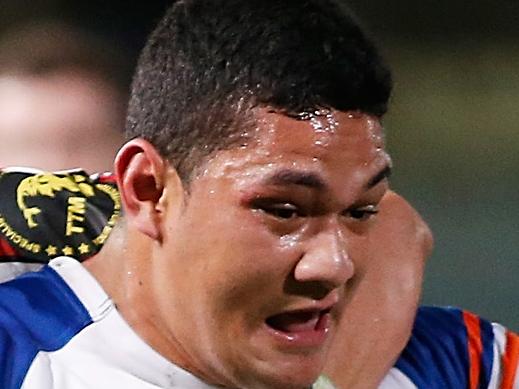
[265,309,331,334]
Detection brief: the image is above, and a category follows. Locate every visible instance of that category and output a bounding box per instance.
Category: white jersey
[0,257,334,389]
[0,257,517,389]
[0,257,217,389]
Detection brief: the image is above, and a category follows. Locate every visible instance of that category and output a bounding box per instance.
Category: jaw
[227,323,334,389]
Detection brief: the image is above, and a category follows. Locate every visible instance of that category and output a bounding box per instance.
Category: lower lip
[264,312,331,349]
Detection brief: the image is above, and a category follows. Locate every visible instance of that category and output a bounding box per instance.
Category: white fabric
[378,368,417,389]
[488,322,519,389]
[489,323,507,389]
[20,257,217,389]
[0,262,43,282]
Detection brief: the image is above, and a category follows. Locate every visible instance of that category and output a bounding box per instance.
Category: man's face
[153,109,391,389]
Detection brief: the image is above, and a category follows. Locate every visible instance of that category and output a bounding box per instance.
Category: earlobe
[114,139,167,241]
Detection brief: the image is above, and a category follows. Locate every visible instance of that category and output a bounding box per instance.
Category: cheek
[208,233,298,300]
[170,196,303,311]
[200,230,302,319]
[340,233,369,269]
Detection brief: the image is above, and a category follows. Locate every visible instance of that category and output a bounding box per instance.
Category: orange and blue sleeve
[394,306,518,388]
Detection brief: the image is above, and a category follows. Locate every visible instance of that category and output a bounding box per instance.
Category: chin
[238,357,324,389]
[223,326,331,389]
[253,374,320,389]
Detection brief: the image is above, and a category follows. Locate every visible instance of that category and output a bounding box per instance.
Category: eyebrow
[263,164,391,191]
[367,165,392,189]
[264,169,326,189]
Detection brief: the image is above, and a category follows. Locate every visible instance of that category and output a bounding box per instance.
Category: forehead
[254,109,384,159]
[196,108,389,184]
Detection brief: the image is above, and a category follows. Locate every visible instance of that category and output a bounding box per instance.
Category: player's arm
[382,307,519,389]
[0,168,119,282]
[324,191,433,389]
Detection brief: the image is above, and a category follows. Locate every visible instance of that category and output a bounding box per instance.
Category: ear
[114,138,175,241]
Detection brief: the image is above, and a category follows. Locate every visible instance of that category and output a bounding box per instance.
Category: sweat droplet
[280,234,298,248]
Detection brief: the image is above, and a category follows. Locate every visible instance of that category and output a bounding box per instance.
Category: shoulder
[386,306,519,389]
[0,266,92,389]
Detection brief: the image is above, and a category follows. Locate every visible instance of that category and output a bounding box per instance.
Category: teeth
[266,311,321,333]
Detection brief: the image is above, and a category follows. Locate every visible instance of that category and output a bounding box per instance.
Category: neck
[84,224,163,339]
[83,225,219,386]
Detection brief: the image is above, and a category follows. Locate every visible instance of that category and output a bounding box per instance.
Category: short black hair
[126,0,392,181]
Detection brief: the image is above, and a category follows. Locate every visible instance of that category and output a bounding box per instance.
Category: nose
[293,225,354,290]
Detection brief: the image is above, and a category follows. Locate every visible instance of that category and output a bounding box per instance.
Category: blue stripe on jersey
[394,306,469,389]
[479,316,494,389]
[0,266,92,389]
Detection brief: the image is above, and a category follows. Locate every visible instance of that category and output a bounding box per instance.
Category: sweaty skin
[86,108,431,389]
[325,191,432,389]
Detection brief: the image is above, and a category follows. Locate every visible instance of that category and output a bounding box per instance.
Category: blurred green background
[349,0,519,331]
[1,0,517,330]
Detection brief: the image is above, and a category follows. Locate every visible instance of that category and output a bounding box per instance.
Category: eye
[344,205,379,221]
[260,203,301,219]
[250,198,304,220]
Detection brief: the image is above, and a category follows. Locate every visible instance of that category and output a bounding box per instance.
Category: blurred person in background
[0,21,131,172]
